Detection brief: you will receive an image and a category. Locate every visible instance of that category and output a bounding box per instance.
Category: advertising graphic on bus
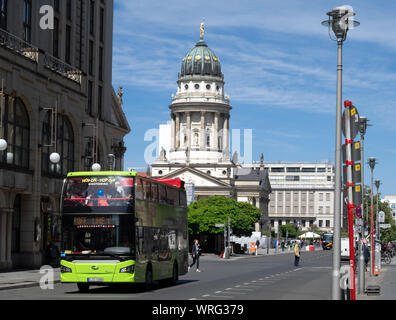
[59,171,188,292]
[321,233,334,250]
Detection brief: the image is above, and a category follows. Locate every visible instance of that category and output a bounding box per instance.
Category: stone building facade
[0,0,130,270]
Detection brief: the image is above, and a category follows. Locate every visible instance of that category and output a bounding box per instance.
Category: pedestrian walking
[188,239,201,272]
[363,242,370,271]
[294,241,301,267]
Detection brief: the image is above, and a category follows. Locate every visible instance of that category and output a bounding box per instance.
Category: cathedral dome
[180,39,222,78]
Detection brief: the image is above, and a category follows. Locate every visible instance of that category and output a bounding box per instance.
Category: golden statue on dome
[200,19,205,40]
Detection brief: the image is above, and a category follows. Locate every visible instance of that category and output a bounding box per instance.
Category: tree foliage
[188,196,262,237]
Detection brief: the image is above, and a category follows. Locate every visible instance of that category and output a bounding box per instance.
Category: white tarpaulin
[299,232,320,239]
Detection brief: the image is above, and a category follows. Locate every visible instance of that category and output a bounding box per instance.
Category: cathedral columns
[175,112,180,149]
[214,112,219,151]
[170,112,175,151]
[200,111,205,150]
[186,112,191,150]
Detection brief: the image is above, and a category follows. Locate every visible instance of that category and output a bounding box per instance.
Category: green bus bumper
[60,259,136,283]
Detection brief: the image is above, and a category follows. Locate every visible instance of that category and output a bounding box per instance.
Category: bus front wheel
[77,283,90,293]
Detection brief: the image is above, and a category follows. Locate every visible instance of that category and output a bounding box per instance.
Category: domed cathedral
[152,23,235,199]
[152,24,271,223]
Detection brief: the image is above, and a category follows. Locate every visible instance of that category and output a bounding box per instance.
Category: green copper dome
[180,40,222,78]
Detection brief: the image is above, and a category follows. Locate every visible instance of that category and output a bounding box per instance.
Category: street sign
[342,106,360,140]
[215,223,225,228]
[355,206,362,218]
[354,184,362,205]
[342,141,361,163]
[356,218,363,226]
[380,224,391,229]
[185,183,195,205]
[378,211,385,223]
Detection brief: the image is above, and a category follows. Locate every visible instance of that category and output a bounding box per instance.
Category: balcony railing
[0,28,82,85]
[43,54,82,84]
[0,28,39,62]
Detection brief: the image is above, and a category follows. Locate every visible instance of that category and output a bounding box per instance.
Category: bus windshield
[62,176,134,214]
[61,214,135,257]
[322,234,333,242]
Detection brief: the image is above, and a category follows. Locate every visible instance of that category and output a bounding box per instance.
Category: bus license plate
[87,278,103,283]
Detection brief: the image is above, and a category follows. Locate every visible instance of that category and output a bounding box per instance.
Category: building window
[286,175,299,181]
[41,111,52,174]
[23,0,32,43]
[327,176,332,181]
[99,47,103,81]
[90,0,95,35]
[66,0,72,20]
[98,85,103,120]
[53,17,59,57]
[194,84,200,90]
[271,167,284,173]
[100,7,104,42]
[54,0,60,12]
[206,84,211,90]
[65,25,72,64]
[326,193,331,201]
[0,0,7,30]
[89,40,94,75]
[0,97,30,168]
[319,193,323,201]
[87,81,93,116]
[317,168,326,172]
[206,134,210,147]
[301,168,315,172]
[319,220,323,228]
[57,116,74,175]
[326,220,330,228]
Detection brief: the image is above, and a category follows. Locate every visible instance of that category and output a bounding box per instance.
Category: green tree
[188,196,262,237]
[279,223,297,238]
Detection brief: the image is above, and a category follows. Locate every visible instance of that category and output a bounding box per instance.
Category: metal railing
[0,28,82,84]
[0,28,39,62]
[43,54,82,84]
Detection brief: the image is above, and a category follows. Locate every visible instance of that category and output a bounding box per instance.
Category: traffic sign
[380,224,391,229]
[215,223,225,228]
[355,206,362,218]
[342,106,360,140]
[378,211,385,223]
[342,141,361,163]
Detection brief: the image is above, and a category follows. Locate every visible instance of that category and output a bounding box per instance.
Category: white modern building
[382,196,396,222]
[245,162,335,233]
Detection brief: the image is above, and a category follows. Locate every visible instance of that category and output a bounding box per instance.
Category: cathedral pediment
[159,167,231,188]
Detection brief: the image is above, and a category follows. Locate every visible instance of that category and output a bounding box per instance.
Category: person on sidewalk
[188,239,201,272]
[364,242,370,271]
[294,241,301,267]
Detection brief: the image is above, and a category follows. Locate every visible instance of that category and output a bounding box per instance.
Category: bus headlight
[60,266,72,273]
[120,265,134,273]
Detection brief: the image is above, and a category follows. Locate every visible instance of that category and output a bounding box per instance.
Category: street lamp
[357,116,370,294]
[368,157,376,276]
[375,179,381,243]
[322,6,360,301]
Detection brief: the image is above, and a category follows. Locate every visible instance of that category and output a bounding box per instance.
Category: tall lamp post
[375,180,381,243]
[368,157,376,276]
[322,6,360,300]
[358,116,369,294]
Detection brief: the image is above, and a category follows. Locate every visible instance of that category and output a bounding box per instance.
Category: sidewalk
[0,268,60,291]
[358,257,396,300]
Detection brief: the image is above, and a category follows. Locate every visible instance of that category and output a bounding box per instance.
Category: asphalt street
[0,250,333,300]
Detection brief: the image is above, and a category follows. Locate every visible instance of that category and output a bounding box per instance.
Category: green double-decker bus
[60,171,188,292]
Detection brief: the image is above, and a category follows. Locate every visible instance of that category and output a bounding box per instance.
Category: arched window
[0,97,30,168]
[41,110,52,173]
[57,115,74,175]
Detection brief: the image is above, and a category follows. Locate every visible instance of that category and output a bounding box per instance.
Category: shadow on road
[65,280,199,295]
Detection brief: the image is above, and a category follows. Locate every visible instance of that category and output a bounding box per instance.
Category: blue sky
[112,0,396,196]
